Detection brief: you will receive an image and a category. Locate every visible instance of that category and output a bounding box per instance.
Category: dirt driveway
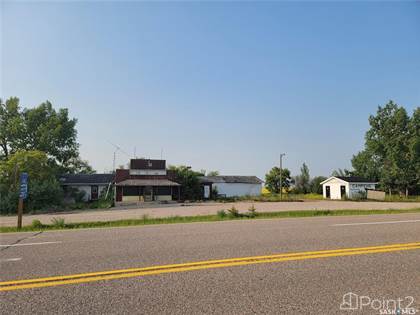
[1,200,419,227]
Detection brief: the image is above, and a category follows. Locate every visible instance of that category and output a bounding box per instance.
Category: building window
[154,186,171,195]
[123,186,139,196]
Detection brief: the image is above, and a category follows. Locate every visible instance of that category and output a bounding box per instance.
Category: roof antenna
[107,140,130,172]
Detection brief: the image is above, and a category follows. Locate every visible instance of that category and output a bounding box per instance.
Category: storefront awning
[116,179,180,186]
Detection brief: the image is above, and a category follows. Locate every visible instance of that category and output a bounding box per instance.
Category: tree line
[264,101,420,196]
[264,162,326,195]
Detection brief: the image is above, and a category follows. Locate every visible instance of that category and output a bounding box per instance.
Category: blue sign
[19,173,28,199]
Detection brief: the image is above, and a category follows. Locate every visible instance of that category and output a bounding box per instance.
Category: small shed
[199,176,263,198]
[320,176,377,200]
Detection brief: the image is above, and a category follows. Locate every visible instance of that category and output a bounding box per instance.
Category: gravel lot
[1,200,419,227]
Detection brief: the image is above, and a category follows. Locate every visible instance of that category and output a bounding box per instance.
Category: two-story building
[115,159,181,203]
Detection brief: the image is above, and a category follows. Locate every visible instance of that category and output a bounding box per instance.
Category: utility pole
[279,153,286,199]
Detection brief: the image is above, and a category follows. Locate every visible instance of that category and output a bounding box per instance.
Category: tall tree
[265,167,291,194]
[294,163,310,194]
[63,157,96,174]
[0,97,90,173]
[309,176,327,194]
[22,101,79,168]
[352,101,419,195]
[0,97,25,159]
[407,107,420,193]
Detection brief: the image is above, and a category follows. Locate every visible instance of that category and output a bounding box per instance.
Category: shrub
[217,210,226,218]
[0,151,64,214]
[314,210,332,216]
[167,165,203,200]
[27,179,63,213]
[89,200,112,209]
[31,219,44,229]
[51,217,65,228]
[227,206,240,218]
[70,188,86,203]
[247,204,257,218]
[0,189,19,215]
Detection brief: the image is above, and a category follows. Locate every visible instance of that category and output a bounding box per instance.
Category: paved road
[1,213,419,314]
[1,200,419,227]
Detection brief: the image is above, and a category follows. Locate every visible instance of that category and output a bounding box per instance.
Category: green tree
[0,150,63,214]
[309,176,327,194]
[0,97,92,173]
[294,163,310,194]
[63,157,96,174]
[408,108,420,193]
[22,101,79,168]
[168,165,204,200]
[264,167,291,194]
[350,151,379,180]
[207,170,219,176]
[352,101,419,195]
[0,97,25,159]
[331,168,352,177]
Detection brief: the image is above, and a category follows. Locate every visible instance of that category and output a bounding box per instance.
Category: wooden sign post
[17,198,24,229]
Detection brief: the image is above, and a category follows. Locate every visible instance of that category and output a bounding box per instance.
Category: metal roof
[116,179,180,186]
[335,176,377,183]
[320,176,378,185]
[59,174,114,185]
[199,176,263,184]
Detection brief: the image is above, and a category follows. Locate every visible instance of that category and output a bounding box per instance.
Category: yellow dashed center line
[1,242,419,292]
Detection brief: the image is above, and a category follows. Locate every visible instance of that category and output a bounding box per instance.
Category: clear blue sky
[1,1,419,178]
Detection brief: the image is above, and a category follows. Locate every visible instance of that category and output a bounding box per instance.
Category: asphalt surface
[1,200,419,226]
[1,213,419,314]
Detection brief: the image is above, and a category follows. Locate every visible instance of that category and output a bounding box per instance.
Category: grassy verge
[384,195,420,202]
[1,208,419,233]
[217,193,323,202]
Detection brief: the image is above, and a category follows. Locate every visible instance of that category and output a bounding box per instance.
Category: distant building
[199,176,263,198]
[115,159,180,203]
[59,174,114,202]
[320,176,377,200]
[60,159,263,203]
